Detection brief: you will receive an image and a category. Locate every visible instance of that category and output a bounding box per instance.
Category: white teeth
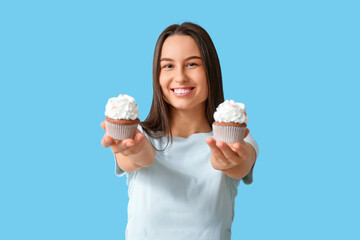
[174,89,190,94]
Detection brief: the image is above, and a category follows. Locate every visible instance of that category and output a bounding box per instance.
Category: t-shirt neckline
[171,131,213,141]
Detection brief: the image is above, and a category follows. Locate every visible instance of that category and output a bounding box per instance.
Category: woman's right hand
[101,121,155,171]
[100,121,146,157]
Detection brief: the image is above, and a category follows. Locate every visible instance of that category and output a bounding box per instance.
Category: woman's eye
[187,62,198,67]
[162,64,173,69]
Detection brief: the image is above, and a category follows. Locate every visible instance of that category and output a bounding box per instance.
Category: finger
[206,138,230,165]
[205,136,216,145]
[244,128,250,138]
[101,134,114,148]
[229,142,241,152]
[121,132,144,148]
[117,138,137,156]
[206,137,220,152]
[120,133,145,155]
[216,141,241,165]
[111,132,144,155]
[121,138,135,148]
[231,142,248,159]
[107,139,129,154]
[134,132,145,144]
[101,121,106,130]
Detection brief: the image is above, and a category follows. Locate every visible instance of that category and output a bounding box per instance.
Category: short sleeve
[226,176,241,199]
[242,133,259,185]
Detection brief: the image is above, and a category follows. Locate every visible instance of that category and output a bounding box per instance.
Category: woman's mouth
[171,87,195,96]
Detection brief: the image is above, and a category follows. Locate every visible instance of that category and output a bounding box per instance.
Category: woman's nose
[174,67,188,83]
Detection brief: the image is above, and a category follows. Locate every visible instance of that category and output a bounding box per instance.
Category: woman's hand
[101,121,146,157]
[206,128,255,179]
[101,121,155,171]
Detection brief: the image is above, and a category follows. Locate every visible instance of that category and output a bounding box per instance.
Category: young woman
[101,22,258,240]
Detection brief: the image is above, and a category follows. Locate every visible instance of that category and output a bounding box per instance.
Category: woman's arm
[206,129,258,179]
[114,133,155,172]
[220,142,256,179]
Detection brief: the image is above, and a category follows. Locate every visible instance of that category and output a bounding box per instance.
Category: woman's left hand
[205,128,251,171]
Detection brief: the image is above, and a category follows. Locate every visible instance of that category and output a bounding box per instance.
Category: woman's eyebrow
[160,56,202,62]
[185,56,202,61]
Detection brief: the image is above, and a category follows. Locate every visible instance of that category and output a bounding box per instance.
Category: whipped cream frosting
[213,100,248,124]
[105,94,139,120]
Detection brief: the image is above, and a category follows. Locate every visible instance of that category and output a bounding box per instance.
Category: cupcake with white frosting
[105,94,140,140]
[213,100,248,143]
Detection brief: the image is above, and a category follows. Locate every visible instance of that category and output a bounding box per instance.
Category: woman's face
[159,35,208,112]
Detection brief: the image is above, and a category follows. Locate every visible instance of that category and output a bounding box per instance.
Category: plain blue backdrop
[1,0,359,239]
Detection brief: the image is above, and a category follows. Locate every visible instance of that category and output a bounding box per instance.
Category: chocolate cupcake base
[105,117,140,140]
[212,122,247,143]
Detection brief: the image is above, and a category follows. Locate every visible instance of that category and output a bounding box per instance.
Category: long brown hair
[141,22,224,148]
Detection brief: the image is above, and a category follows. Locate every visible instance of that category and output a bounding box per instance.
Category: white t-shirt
[115,126,259,240]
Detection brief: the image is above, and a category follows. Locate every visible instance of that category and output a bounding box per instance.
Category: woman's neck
[169,105,212,138]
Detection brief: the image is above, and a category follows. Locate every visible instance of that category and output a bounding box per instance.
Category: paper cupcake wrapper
[105,120,138,140]
[212,124,246,143]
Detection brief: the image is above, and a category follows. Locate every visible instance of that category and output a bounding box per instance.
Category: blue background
[1,0,359,239]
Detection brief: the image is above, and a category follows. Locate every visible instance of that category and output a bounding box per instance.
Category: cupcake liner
[105,120,138,140]
[212,124,246,143]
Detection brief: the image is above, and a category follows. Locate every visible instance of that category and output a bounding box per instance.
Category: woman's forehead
[161,35,201,59]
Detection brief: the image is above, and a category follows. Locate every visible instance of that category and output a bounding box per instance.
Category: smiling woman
[101,22,259,240]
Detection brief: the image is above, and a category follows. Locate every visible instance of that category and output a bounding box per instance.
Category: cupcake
[212,100,248,143]
[105,94,140,140]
